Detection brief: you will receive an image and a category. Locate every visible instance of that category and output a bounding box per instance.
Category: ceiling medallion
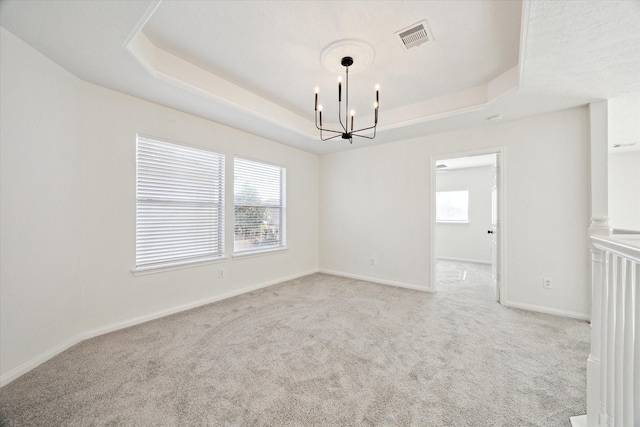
[320,39,374,74]
[315,40,379,144]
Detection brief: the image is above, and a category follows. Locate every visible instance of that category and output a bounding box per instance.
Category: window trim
[232,247,288,261]
[132,256,228,276]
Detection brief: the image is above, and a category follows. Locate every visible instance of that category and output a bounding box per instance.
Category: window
[234,157,286,254]
[136,136,225,270]
[436,190,469,223]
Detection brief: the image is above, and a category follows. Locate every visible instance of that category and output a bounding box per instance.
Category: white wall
[608,93,640,149]
[1,27,84,380]
[320,107,591,319]
[608,151,640,231]
[319,142,431,289]
[436,166,493,263]
[0,27,319,383]
[77,77,319,335]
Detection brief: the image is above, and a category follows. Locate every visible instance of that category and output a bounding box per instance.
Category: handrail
[591,234,640,262]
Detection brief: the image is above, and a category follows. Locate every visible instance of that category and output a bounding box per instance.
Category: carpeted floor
[0,262,589,426]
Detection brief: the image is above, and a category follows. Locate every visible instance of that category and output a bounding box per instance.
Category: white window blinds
[136,136,225,270]
[234,157,286,254]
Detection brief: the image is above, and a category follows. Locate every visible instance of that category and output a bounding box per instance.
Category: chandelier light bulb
[318,105,322,111]
[375,84,380,91]
[315,87,319,94]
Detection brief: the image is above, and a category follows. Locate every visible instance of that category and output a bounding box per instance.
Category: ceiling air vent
[395,20,434,50]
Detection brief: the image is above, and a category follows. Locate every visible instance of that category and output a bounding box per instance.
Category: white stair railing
[587,234,639,427]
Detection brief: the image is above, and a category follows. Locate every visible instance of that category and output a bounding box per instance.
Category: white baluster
[590,248,604,365]
[588,248,604,427]
[622,260,634,427]
[614,257,625,426]
[599,252,610,426]
[606,254,616,427]
[634,262,639,426]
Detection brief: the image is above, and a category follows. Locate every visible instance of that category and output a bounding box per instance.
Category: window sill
[132,256,228,276]
[233,247,287,260]
[436,221,470,224]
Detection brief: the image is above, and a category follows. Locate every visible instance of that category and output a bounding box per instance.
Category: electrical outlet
[218,269,225,279]
[543,277,552,289]
[370,257,375,266]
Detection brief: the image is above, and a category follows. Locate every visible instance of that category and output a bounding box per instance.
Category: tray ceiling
[1,0,638,154]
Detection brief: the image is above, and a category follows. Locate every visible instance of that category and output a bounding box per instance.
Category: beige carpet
[0,263,589,426]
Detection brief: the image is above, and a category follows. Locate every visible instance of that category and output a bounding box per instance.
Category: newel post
[584,100,611,427]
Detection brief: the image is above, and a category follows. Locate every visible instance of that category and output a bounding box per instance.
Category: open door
[432,148,504,301]
[490,155,500,302]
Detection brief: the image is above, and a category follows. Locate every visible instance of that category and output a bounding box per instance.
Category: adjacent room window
[136,136,225,270]
[436,190,469,223]
[234,157,286,254]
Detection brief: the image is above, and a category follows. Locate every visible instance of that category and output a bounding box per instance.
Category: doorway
[430,148,505,303]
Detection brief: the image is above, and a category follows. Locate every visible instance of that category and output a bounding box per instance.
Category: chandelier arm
[319,120,343,142]
[315,112,343,134]
[321,133,342,141]
[318,126,343,134]
[352,124,377,133]
[352,127,377,140]
[352,133,376,140]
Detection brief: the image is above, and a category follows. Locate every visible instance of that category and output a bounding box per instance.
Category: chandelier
[314,56,379,144]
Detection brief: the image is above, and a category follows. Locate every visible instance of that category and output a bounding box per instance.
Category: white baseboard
[502,300,590,321]
[0,334,82,388]
[81,269,317,340]
[1,269,318,388]
[436,256,491,265]
[319,269,432,293]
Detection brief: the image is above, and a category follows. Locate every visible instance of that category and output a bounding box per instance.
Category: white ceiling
[143,1,521,116]
[1,0,639,155]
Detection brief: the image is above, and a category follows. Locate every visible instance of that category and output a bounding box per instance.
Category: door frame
[430,147,506,303]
